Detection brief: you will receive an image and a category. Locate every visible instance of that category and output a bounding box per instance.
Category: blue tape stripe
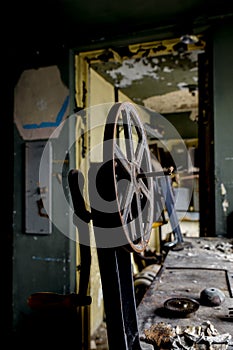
[23,95,69,129]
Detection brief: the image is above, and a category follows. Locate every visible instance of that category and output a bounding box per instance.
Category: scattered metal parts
[199,240,233,255]
[220,307,233,322]
[200,287,225,306]
[171,240,193,251]
[163,297,200,316]
[144,322,176,348]
[174,321,232,349]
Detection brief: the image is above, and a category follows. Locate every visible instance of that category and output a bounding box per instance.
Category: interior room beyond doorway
[90,36,205,239]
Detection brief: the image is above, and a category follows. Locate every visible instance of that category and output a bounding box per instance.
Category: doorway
[88,35,206,239]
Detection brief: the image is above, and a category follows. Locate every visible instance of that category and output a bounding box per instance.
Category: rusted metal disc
[164,297,200,316]
[103,102,154,252]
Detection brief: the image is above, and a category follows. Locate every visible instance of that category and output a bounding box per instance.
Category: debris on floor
[199,240,233,259]
[143,320,233,349]
[91,322,108,350]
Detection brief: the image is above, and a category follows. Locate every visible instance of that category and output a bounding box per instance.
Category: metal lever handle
[27,292,92,310]
[137,167,174,179]
[68,169,91,224]
[68,169,92,298]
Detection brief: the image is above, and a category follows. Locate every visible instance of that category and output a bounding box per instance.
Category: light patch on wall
[98,285,103,307]
[14,65,69,140]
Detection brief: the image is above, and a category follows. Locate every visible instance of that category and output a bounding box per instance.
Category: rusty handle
[27,292,92,310]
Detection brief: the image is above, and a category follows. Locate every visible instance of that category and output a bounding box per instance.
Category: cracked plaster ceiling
[91,46,203,108]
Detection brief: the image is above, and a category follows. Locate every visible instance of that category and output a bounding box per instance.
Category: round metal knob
[200,287,225,306]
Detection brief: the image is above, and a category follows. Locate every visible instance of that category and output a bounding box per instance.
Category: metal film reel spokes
[103,102,154,252]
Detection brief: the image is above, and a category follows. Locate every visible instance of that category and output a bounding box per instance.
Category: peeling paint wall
[91,45,204,105]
